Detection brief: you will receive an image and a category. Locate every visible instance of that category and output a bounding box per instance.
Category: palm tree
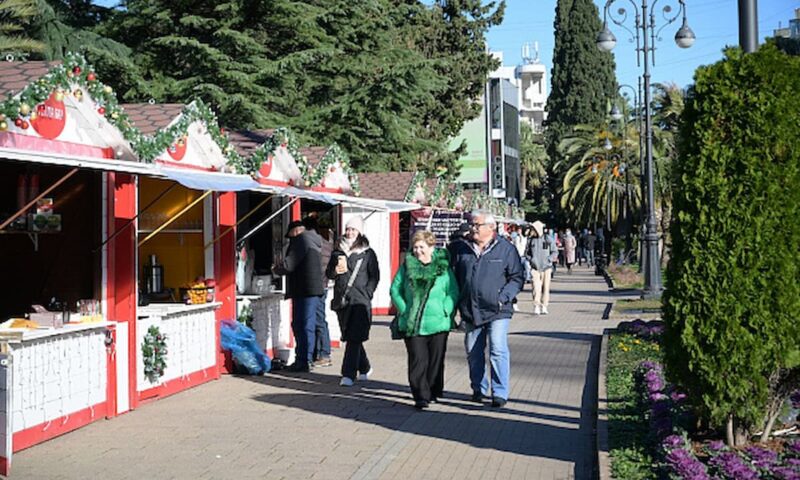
[650,82,686,261]
[0,0,43,55]
[519,122,549,194]
[557,123,642,230]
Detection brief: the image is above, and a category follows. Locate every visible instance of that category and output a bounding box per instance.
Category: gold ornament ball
[103,86,113,94]
[55,91,65,102]
[111,112,119,119]
[18,103,30,116]
[73,89,83,100]
[29,111,37,121]
[0,121,7,131]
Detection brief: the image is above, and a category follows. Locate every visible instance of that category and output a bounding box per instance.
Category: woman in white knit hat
[326,215,380,386]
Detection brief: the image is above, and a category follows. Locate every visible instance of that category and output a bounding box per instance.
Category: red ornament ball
[98,107,106,115]
[20,120,29,130]
[73,66,82,75]
[14,118,23,127]
[329,166,335,173]
[87,72,96,82]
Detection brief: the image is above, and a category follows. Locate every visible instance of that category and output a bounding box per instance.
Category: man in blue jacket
[451,210,524,407]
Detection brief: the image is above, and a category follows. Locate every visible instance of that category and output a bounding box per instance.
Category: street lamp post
[596,0,695,299]
[610,82,642,261]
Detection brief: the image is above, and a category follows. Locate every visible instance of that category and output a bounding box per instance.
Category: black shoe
[470,391,485,403]
[491,397,507,408]
[414,400,429,410]
[286,362,310,373]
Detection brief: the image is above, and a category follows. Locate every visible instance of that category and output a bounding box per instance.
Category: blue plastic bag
[220,321,271,374]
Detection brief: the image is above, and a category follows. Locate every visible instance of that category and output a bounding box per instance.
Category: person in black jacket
[273,220,324,372]
[326,216,380,386]
[450,210,524,408]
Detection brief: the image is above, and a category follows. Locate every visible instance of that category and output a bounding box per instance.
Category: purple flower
[744,445,778,469]
[707,440,726,452]
[663,434,684,449]
[670,390,688,403]
[773,467,800,480]
[664,447,710,480]
[787,440,800,456]
[709,451,759,480]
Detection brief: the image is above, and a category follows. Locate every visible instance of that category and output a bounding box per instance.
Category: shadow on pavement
[243,373,588,463]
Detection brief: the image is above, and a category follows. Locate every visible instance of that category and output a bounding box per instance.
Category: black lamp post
[610,81,642,262]
[596,0,695,299]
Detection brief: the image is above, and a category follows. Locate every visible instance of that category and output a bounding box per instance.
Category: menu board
[409,210,470,248]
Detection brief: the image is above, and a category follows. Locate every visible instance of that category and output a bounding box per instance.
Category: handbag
[389,315,402,340]
[332,257,363,311]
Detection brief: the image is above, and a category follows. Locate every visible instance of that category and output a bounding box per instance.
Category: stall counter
[0,321,115,473]
[136,303,220,399]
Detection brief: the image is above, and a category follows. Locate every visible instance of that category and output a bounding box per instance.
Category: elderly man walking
[450,210,524,407]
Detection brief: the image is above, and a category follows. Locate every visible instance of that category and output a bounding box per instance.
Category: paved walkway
[12,267,616,480]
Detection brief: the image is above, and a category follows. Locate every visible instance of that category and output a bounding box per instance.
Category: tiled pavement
[11,266,620,480]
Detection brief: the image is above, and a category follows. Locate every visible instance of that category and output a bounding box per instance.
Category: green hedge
[663,43,800,440]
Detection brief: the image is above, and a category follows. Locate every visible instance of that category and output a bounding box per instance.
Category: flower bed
[607,320,800,479]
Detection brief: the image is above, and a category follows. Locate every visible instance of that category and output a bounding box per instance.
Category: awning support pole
[138,190,213,247]
[94,182,178,252]
[0,167,79,231]
[204,194,274,250]
[236,197,298,248]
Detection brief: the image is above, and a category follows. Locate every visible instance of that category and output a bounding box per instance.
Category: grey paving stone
[10,268,618,480]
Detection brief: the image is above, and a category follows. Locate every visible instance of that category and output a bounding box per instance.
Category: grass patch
[607,332,664,479]
[607,264,643,289]
[613,298,663,314]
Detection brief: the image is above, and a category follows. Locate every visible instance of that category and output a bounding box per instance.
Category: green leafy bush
[607,332,663,479]
[663,44,800,444]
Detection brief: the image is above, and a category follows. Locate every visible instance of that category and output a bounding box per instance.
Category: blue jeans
[314,290,331,359]
[292,296,321,365]
[464,318,510,400]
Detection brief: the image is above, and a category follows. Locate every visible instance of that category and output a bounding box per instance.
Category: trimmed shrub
[663,43,800,444]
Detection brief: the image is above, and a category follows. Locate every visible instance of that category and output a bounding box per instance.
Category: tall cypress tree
[545,0,616,160]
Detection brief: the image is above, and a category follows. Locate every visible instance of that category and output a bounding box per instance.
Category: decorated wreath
[142,325,168,383]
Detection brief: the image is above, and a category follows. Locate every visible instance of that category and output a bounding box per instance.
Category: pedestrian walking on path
[327,215,379,386]
[450,210,524,407]
[272,220,324,372]
[526,220,557,315]
[564,228,577,273]
[304,216,334,367]
[390,230,460,410]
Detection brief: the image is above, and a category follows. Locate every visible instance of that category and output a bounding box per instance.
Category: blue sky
[488,0,797,92]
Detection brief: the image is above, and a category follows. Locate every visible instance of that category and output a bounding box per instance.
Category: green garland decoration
[447,184,465,210]
[0,53,365,194]
[141,325,168,383]
[301,143,361,195]
[404,171,427,203]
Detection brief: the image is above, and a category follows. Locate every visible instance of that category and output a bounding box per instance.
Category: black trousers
[404,332,449,403]
[341,341,370,380]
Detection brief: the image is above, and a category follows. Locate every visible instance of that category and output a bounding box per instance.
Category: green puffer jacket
[390,248,460,337]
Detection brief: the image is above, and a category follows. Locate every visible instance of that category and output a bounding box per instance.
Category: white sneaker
[339,377,354,387]
[512,303,519,312]
[357,368,373,381]
[533,305,541,315]
[541,306,549,315]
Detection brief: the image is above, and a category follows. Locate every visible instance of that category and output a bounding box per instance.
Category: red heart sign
[258,155,273,178]
[32,92,66,140]
[167,136,188,161]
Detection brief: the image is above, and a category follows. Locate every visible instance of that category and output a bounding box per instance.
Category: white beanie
[345,215,364,235]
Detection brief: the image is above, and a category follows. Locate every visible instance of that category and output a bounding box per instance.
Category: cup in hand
[336,255,348,274]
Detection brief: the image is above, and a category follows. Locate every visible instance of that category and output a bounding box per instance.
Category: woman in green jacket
[390,230,460,410]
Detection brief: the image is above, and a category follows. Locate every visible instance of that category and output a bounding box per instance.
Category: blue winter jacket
[450,236,525,326]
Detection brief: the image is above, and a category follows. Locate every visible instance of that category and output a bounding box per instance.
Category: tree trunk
[727,414,735,447]
[760,411,780,443]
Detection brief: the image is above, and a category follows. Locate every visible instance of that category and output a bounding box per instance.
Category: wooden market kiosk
[0,57,146,475]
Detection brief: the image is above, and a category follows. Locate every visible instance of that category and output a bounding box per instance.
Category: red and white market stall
[0,56,144,475]
[121,101,249,404]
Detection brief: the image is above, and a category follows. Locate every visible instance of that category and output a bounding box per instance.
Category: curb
[597,329,612,480]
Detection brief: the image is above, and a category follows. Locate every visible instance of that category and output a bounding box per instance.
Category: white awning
[158,167,261,192]
[0,147,153,175]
